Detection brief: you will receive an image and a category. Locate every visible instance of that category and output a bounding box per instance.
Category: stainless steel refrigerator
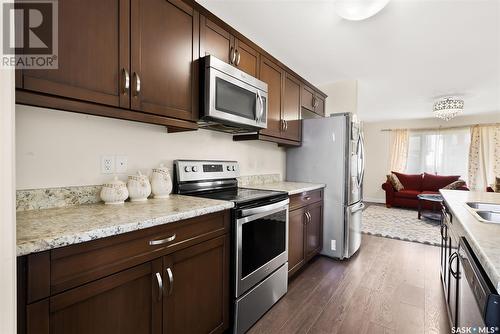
[287,113,365,259]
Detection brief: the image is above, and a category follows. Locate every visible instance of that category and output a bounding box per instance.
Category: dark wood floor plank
[248,235,449,334]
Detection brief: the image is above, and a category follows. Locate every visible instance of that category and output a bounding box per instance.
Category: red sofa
[382,172,469,209]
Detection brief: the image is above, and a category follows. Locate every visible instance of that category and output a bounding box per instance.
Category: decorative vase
[151,164,172,199]
[127,171,151,202]
[100,176,128,204]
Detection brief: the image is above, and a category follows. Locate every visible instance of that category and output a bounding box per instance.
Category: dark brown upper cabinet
[282,73,301,142]
[234,39,259,77]
[200,16,259,77]
[259,56,284,139]
[302,83,326,117]
[200,16,234,65]
[22,0,130,109]
[131,0,199,121]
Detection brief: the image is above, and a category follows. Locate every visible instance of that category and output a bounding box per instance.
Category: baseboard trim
[364,197,385,204]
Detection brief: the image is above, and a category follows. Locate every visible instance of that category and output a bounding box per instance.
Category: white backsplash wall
[16,105,286,190]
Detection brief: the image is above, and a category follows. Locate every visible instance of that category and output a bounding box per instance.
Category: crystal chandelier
[433,97,464,121]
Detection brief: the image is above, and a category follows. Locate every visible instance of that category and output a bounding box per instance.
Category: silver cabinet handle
[236,49,241,66]
[312,97,316,109]
[285,120,288,131]
[133,72,141,97]
[122,68,130,94]
[304,211,311,224]
[166,267,174,296]
[230,47,236,64]
[304,196,311,201]
[155,272,163,301]
[149,234,176,246]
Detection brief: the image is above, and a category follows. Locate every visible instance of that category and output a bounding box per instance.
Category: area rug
[362,204,441,246]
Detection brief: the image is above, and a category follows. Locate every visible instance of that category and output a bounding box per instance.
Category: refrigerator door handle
[350,202,365,213]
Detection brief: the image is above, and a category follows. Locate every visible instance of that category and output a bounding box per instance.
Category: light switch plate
[101,155,115,174]
[115,155,128,173]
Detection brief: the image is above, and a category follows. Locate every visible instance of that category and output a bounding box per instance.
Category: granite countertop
[440,190,500,292]
[245,181,326,195]
[16,195,234,257]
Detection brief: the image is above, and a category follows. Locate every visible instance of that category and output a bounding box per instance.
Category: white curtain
[468,125,500,191]
[406,127,471,179]
[389,129,409,172]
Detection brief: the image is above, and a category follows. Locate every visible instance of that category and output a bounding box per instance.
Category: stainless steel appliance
[456,238,500,331]
[199,55,268,133]
[173,160,289,334]
[286,113,365,259]
[441,203,500,331]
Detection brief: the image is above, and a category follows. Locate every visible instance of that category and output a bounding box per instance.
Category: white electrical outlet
[101,155,115,174]
[331,240,336,251]
[115,155,128,173]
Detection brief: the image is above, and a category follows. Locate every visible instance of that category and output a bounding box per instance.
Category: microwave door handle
[256,90,264,121]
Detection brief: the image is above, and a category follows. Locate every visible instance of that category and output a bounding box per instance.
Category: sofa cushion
[387,174,404,191]
[392,171,423,191]
[394,189,421,199]
[422,173,460,192]
[442,180,466,190]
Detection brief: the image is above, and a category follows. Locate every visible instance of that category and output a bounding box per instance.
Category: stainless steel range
[173,160,289,333]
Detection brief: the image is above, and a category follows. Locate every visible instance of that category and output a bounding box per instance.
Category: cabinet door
[259,57,283,138]
[200,16,234,64]
[315,94,325,116]
[301,84,315,112]
[22,0,130,108]
[305,202,323,259]
[50,260,162,334]
[288,208,306,277]
[235,39,259,77]
[131,0,199,121]
[282,73,301,142]
[163,235,229,334]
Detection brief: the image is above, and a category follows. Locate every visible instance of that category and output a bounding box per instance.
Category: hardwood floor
[248,235,450,334]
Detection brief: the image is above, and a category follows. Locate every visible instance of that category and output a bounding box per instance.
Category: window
[406,128,471,179]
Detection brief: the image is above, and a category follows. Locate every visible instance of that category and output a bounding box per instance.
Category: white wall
[318,80,358,116]
[0,68,16,333]
[363,112,500,203]
[16,105,286,189]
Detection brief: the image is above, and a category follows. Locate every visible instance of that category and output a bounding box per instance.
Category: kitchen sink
[466,202,500,212]
[476,211,500,224]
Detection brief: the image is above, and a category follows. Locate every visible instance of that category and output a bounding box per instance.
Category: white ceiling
[197,0,500,121]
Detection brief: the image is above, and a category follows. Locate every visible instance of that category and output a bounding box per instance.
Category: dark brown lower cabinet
[163,235,229,334]
[287,190,324,278]
[50,260,163,334]
[18,211,230,334]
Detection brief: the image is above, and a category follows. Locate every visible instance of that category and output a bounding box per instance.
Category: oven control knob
[232,166,236,171]
[226,166,231,171]
[192,166,198,172]
[184,166,190,173]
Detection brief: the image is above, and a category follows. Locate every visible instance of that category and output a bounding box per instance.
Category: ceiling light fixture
[333,0,391,21]
[433,97,464,121]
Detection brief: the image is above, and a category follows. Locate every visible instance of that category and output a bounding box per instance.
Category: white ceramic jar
[100,176,129,204]
[151,164,172,199]
[127,171,151,202]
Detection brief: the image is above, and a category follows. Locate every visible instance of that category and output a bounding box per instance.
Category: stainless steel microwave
[199,55,268,133]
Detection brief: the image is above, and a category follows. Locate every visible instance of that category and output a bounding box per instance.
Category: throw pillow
[442,179,466,190]
[495,177,500,193]
[387,173,404,191]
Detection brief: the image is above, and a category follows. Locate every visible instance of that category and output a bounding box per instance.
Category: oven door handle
[238,199,289,223]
